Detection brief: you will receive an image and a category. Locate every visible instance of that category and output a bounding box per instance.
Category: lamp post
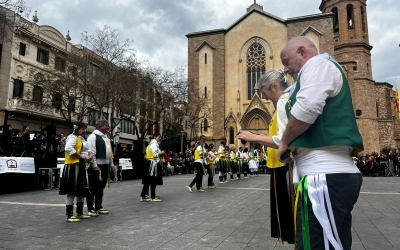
[111,117,122,153]
[180,130,186,155]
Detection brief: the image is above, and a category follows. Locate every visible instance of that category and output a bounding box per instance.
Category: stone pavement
[0,174,400,250]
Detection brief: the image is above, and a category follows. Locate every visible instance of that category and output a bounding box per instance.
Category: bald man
[278,36,363,250]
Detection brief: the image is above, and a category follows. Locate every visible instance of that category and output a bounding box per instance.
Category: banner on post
[0,157,35,174]
[119,158,133,170]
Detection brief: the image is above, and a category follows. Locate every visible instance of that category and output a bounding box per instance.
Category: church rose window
[247,42,266,100]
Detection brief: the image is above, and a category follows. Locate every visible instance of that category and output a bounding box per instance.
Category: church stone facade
[186,0,399,153]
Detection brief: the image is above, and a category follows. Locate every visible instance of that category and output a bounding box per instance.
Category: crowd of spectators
[111,147,196,177]
[353,150,400,177]
[5,124,400,179]
[160,149,195,175]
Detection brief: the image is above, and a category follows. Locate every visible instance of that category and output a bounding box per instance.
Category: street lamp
[111,117,122,152]
[212,137,217,146]
[180,130,186,155]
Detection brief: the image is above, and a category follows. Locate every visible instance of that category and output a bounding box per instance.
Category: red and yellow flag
[395,80,400,116]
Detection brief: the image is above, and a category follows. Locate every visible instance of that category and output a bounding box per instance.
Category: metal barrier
[38,168,52,190]
[117,166,122,181]
[38,168,60,190]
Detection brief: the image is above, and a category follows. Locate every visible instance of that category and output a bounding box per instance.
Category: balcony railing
[6,98,79,120]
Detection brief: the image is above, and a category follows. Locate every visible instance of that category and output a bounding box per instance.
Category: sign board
[57,158,133,173]
[57,158,65,176]
[120,144,127,148]
[0,157,35,174]
[119,158,133,170]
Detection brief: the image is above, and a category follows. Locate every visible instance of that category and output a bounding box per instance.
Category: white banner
[57,158,65,176]
[0,157,35,174]
[57,158,133,172]
[119,158,133,170]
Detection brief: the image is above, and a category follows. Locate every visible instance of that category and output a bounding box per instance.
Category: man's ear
[297,46,306,58]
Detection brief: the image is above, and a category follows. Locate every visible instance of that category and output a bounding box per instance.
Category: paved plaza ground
[0,174,400,249]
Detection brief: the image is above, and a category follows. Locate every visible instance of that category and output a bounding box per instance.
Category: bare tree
[29,51,97,127]
[185,79,212,142]
[28,26,137,127]
[81,25,136,122]
[134,66,187,141]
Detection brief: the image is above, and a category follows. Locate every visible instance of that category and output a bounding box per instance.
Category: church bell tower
[320,0,382,152]
[319,0,373,80]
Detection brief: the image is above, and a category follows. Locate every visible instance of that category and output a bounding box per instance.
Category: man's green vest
[285,60,363,156]
[95,134,107,159]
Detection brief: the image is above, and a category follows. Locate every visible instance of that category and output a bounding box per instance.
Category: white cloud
[24,0,400,84]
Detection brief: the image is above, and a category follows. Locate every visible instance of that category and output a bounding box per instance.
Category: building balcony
[6,98,78,121]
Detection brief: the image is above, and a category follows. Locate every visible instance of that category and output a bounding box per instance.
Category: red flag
[395,81,400,115]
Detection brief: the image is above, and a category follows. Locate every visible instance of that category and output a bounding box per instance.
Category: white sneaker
[140,196,151,202]
[188,186,193,193]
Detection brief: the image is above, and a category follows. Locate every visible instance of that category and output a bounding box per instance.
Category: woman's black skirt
[270,166,295,244]
[59,160,90,197]
[142,160,163,185]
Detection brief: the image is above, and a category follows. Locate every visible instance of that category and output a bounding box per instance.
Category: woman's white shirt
[65,134,91,157]
[272,93,289,147]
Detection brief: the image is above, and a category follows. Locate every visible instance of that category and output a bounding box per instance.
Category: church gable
[225,111,239,145]
[301,26,323,52]
[300,26,323,36]
[225,110,239,126]
[242,92,270,118]
[226,7,285,33]
[195,41,215,52]
[38,25,67,50]
[240,92,272,130]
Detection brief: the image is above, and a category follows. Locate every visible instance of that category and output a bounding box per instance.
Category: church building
[186,0,399,153]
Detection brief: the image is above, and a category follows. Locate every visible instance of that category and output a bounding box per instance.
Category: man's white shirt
[289,54,359,176]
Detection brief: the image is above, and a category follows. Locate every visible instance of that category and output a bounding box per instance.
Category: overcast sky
[23,0,400,85]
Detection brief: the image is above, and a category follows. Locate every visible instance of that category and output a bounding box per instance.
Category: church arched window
[229,127,234,144]
[361,6,366,32]
[332,7,339,32]
[203,119,208,132]
[247,42,266,100]
[347,4,354,29]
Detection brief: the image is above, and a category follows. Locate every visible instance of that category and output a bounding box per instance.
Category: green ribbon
[107,163,111,188]
[148,161,154,176]
[299,176,311,250]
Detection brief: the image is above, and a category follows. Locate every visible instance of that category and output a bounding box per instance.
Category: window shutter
[13,79,24,98]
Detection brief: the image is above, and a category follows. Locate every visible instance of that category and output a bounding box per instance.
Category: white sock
[66,194,75,205]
